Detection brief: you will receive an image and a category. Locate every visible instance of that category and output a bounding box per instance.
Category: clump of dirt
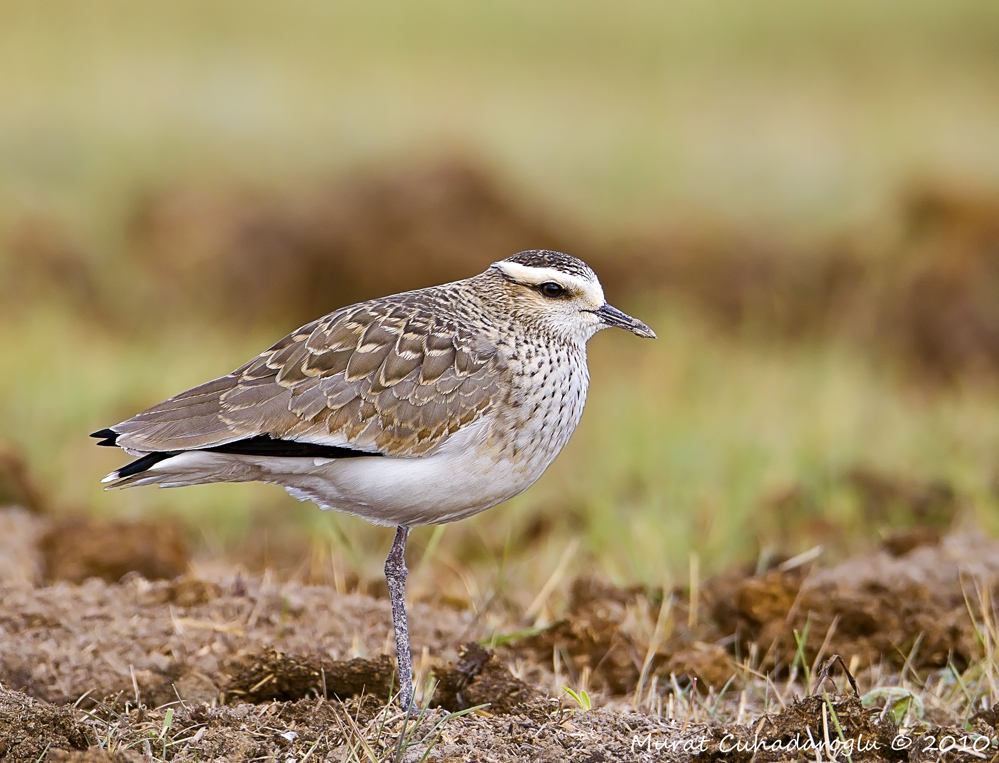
[520,577,665,694]
[705,564,807,666]
[662,642,737,692]
[617,229,864,339]
[224,650,393,703]
[633,181,999,381]
[432,642,537,714]
[143,575,222,607]
[970,701,999,737]
[845,467,959,529]
[0,446,47,514]
[695,693,904,763]
[0,507,47,586]
[763,466,961,553]
[131,157,578,327]
[39,516,189,583]
[0,456,192,587]
[705,533,999,674]
[868,182,999,380]
[0,215,103,321]
[519,577,738,694]
[0,684,91,763]
[881,526,942,557]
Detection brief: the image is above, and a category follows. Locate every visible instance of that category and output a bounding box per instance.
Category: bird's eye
[538,282,566,298]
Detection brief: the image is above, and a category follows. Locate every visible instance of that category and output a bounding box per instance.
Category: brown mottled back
[111,287,508,457]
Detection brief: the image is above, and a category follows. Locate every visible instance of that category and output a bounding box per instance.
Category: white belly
[277,418,541,525]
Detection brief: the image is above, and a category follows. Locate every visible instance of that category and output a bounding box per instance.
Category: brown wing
[109,295,506,457]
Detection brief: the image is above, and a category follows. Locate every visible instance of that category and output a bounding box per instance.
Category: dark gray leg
[384,524,413,708]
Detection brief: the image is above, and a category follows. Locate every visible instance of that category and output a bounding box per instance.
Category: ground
[4,6,999,761]
[2,506,998,762]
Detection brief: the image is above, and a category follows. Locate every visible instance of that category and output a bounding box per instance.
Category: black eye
[538,282,566,298]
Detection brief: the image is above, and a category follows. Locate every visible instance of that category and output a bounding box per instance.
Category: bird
[92,249,655,709]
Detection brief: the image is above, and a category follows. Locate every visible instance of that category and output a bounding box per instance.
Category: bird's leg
[384,524,413,709]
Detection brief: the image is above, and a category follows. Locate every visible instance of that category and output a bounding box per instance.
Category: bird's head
[486,250,656,343]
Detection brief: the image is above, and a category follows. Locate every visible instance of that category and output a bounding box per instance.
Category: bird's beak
[593,303,657,339]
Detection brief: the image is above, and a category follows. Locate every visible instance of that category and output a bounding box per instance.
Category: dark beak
[593,303,656,338]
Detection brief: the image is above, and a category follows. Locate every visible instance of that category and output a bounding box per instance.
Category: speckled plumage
[93,249,654,708]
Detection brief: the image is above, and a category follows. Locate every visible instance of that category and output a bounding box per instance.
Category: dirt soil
[3,506,999,761]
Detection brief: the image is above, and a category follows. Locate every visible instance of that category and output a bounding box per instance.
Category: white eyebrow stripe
[493,261,605,307]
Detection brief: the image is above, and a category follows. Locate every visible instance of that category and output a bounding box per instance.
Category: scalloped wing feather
[109,294,507,458]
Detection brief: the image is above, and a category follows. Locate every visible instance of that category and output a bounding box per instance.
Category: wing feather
[107,292,507,457]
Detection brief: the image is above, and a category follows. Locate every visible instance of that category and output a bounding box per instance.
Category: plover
[92,249,655,708]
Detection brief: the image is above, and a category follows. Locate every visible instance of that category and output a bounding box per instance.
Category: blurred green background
[3,1,999,605]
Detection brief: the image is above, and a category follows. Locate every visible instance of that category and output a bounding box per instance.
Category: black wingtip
[90,428,119,447]
[116,452,177,478]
